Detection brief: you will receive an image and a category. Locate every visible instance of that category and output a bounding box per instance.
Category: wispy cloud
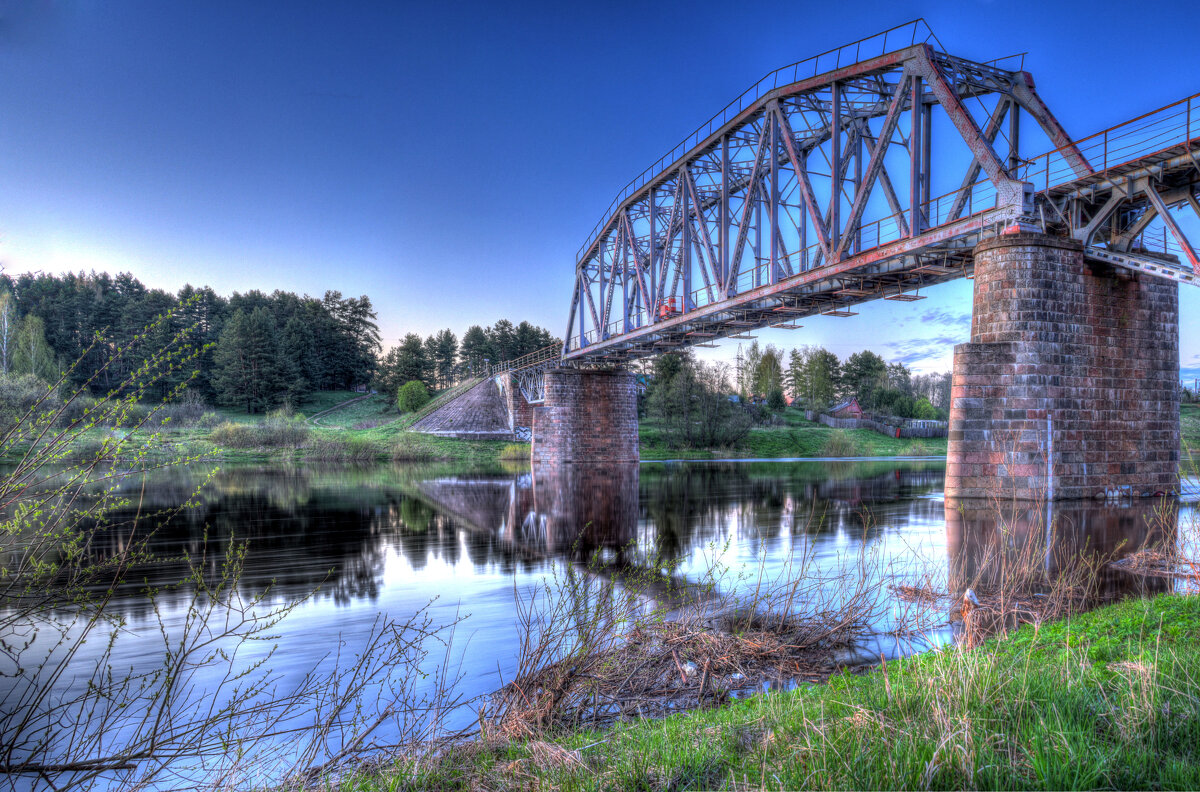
[883,335,962,368]
[918,308,971,330]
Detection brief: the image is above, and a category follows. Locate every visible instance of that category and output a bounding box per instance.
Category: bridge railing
[576,19,939,259]
[488,342,564,375]
[1019,93,1200,192]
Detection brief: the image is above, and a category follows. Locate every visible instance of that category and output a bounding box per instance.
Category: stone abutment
[530,368,639,465]
[946,232,1179,500]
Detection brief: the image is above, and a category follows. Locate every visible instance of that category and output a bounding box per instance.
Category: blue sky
[0,0,1197,378]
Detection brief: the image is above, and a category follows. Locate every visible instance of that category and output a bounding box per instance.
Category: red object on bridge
[658,297,680,320]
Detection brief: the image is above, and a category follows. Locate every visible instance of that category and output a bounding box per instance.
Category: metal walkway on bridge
[562,20,1200,366]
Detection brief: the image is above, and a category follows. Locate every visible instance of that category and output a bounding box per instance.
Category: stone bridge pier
[946,232,1179,500]
[530,368,638,465]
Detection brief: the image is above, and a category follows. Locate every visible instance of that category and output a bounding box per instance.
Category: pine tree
[212,308,283,413]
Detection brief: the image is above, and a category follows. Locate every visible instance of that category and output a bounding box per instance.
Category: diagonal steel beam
[857,122,910,237]
[684,167,721,299]
[834,74,910,261]
[581,270,602,338]
[622,210,654,323]
[948,98,1010,221]
[1187,192,1200,222]
[725,121,769,295]
[1145,188,1200,274]
[773,103,833,264]
[657,176,683,299]
[565,279,580,351]
[912,46,1020,206]
[1075,190,1125,245]
[1011,73,1092,178]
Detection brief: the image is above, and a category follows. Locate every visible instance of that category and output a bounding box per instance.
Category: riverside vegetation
[6,390,1197,466]
[3,322,1198,789]
[306,485,1200,791]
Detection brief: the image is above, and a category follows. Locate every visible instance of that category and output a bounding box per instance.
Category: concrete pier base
[946,233,1179,500]
[531,368,638,465]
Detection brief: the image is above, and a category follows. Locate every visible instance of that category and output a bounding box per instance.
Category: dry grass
[480,543,883,741]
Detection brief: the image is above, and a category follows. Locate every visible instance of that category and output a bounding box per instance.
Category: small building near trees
[829,397,864,419]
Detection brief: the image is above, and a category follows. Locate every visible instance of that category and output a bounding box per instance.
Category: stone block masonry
[502,373,535,437]
[946,233,1179,500]
[531,368,639,465]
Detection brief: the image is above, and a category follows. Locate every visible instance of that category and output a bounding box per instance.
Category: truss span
[563,23,1199,366]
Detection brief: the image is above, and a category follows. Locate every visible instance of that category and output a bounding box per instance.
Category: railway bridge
[503,21,1198,500]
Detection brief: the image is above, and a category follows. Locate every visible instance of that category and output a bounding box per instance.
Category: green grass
[1183,403,1199,465]
[12,399,1193,468]
[340,594,1200,791]
[312,393,397,429]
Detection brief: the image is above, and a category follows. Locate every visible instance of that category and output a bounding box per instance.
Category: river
[1,458,1195,790]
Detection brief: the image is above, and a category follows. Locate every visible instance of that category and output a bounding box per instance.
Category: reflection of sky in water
[3,460,1193,788]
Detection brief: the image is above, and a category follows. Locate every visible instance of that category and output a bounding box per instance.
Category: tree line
[0,271,380,413]
[375,319,557,397]
[737,341,953,420]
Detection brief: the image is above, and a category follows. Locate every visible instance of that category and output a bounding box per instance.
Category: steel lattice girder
[563,35,1199,365]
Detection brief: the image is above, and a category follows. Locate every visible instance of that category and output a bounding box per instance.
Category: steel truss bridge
[561,20,1200,366]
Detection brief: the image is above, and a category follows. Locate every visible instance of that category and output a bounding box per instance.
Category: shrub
[153,391,209,427]
[767,387,787,412]
[397,380,430,413]
[57,393,97,428]
[307,435,380,461]
[391,433,440,461]
[0,373,59,429]
[195,411,224,430]
[820,429,860,457]
[208,411,310,448]
[499,442,530,461]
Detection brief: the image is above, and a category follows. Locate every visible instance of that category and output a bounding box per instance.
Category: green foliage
[820,429,860,456]
[397,379,431,413]
[427,328,459,390]
[11,314,60,382]
[0,272,381,405]
[745,341,784,399]
[499,442,531,460]
[378,333,430,393]
[841,349,889,407]
[211,307,283,414]
[766,386,786,412]
[913,396,939,420]
[646,359,751,449]
[0,373,60,430]
[787,345,840,410]
[208,409,310,448]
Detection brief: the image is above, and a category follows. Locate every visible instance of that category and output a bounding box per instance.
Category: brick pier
[530,368,638,465]
[497,373,535,438]
[946,233,1179,500]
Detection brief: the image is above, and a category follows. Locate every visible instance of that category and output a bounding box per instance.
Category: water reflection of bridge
[65,462,1188,618]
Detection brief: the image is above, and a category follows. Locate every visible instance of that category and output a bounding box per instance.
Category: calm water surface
[4,458,1196,787]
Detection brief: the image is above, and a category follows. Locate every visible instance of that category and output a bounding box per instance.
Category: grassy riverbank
[337,593,1200,791]
[14,394,1198,467]
[640,408,946,460]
